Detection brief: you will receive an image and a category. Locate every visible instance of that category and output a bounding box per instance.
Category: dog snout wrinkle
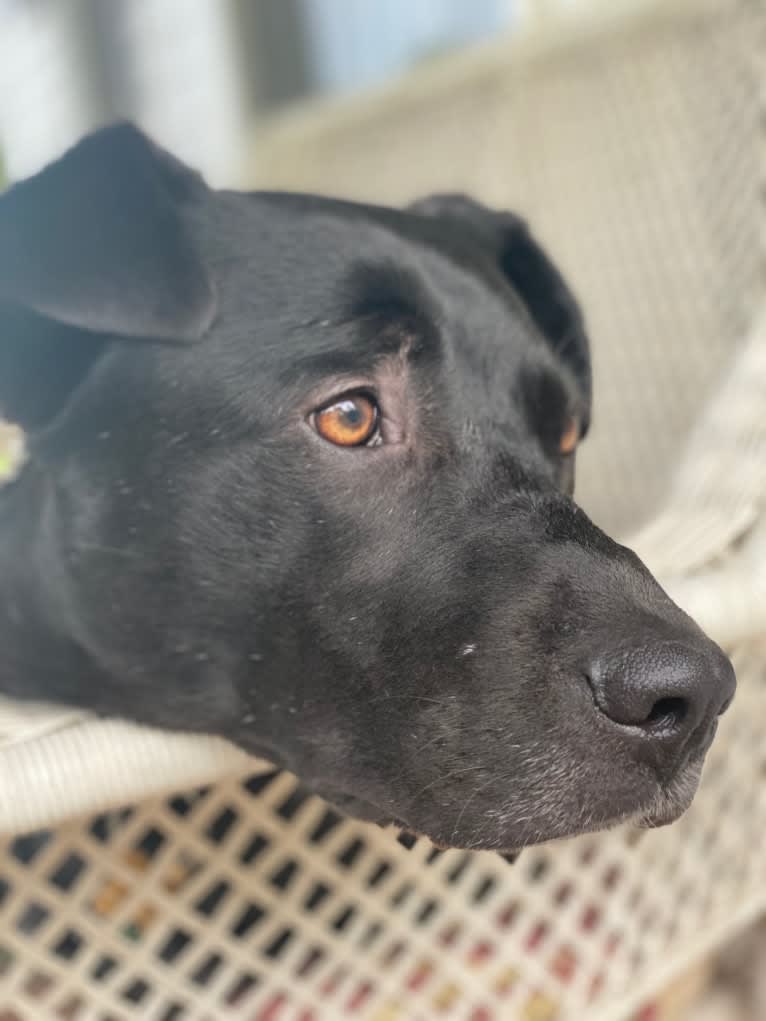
[587,638,736,763]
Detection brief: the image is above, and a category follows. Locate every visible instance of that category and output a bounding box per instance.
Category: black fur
[0,125,734,850]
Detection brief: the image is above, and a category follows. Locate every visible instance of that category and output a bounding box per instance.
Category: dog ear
[0,122,216,343]
[410,193,591,406]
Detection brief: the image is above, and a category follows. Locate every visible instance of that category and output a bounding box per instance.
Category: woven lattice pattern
[0,642,764,1021]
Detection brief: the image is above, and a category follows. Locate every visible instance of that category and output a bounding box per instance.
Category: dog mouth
[322,781,699,853]
[316,743,709,849]
[326,754,706,851]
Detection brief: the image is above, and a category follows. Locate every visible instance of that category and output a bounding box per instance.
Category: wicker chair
[1,1,763,1018]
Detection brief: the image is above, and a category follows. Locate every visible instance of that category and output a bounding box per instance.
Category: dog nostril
[645,696,689,730]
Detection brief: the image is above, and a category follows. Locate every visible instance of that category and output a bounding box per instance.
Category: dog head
[0,125,735,850]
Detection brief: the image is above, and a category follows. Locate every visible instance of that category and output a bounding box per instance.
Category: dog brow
[342,261,442,362]
[281,262,442,382]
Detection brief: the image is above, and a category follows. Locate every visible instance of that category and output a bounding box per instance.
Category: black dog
[0,125,734,851]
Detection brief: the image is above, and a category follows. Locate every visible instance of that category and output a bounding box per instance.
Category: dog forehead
[202,192,543,374]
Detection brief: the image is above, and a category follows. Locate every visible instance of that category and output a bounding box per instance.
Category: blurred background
[0,0,530,186]
[0,2,763,1019]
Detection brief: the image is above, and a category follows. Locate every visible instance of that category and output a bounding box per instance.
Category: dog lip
[635,800,690,829]
[633,758,705,829]
[699,717,718,754]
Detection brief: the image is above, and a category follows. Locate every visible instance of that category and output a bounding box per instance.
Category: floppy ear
[410,193,591,407]
[0,122,216,342]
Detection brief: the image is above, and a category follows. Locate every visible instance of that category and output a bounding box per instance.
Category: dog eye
[314,394,379,447]
[559,416,579,456]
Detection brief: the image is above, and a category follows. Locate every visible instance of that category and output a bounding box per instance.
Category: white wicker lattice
[0,657,763,1021]
[1,0,764,1018]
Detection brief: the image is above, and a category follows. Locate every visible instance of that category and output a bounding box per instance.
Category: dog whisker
[368,693,457,709]
[450,770,516,845]
[408,764,486,806]
[72,542,143,560]
[388,731,449,787]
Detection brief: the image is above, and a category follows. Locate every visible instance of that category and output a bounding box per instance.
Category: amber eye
[314,394,379,447]
[559,416,579,456]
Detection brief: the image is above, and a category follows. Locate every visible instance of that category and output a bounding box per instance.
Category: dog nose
[587,639,735,756]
